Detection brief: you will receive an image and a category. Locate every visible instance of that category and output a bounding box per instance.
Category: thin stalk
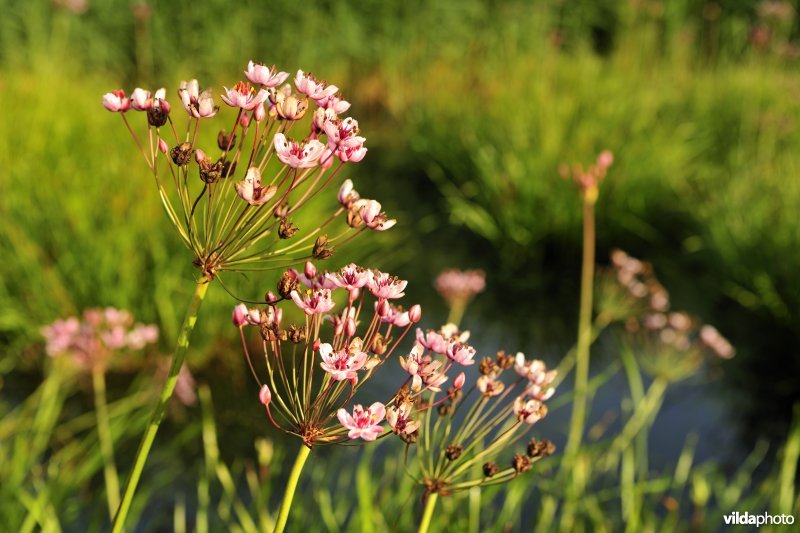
[92,365,121,519]
[563,197,596,462]
[273,444,312,533]
[112,276,210,532]
[418,493,439,533]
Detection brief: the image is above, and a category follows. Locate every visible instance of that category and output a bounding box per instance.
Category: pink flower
[446,341,476,366]
[235,168,278,206]
[700,325,735,359]
[273,133,325,169]
[326,263,373,292]
[220,81,268,110]
[453,372,466,389]
[130,88,152,111]
[316,93,351,114]
[416,329,448,355]
[319,342,367,381]
[290,289,335,315]
[477,373,505,397]
[295,70,339,103]
[399,343,447,392]
[312,107,339,137]
[514,397,546,424]
[387,402,420,435]
[288,267,337,291]
[378,302,411,327]
[368,271,407,300]
[337,403,385,441]
[353,199,395,231]
[323,117,367,163]
[179,79,218,118]
[244,61,289,87]
[102,90,130,112]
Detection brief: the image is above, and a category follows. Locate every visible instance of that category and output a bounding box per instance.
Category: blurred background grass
[1,0,799,530]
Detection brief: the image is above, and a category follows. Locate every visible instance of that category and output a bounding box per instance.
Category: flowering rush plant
[398,334,557,532]
[103,61,390,281]
[102,61,392,531]
[235,261,420,448]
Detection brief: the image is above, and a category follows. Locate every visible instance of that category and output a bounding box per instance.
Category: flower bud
[239,113,251,128]
[409,304,422,323]
[158,138,169,154]
[195,149,208,164]
[304,261,317,279]
[312,338,321,352]
[349,287,360,302]
[265,291,278,304]
[454,372,466,389]
[254,102,266,122]
[259,384,272,406]
[232,304,249,327]
[346,317,357,337]
[217,130,236,151]
[378,299,390,318]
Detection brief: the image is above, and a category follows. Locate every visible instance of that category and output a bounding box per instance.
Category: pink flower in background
[102,90,130,112]
[514,353,556,401]
[41,308,158,370]
[700,325,735,359]
[368,271,407,300]
[319,342,367,381]
[235,168,278,206]
[290,289,335,315]
[323,117,367,162]
[244,61,289,87]
[337,403,385,441]
[130,88,152,111]
[273,134,325,168]
[435,269,486,305]
[220,81,267,110]
[179,79,218,118]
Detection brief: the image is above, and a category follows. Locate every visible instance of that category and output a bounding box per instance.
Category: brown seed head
[445,444,463,461]
[496,350,515,369]
[279,218,299,239]
[483,462,500,477]
[287,324,306,344]
[479,356,497,376]
[527,438,556,458]
[277,272,299,299]
[512,454,532,474]
[217,130,236,151]
[170,142,193,166]
[312,235,334,260]
[147,107,168,127]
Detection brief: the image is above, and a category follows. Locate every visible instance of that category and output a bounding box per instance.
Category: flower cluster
[434,269,486,309]
[559,150,614,202]
[103,61,386,281]
[392,327,557,496]
[41,308,158,370]
[600,249,735,381]
[234,262,421,447]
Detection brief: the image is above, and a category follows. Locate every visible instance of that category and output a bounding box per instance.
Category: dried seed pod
[445,444,463,461]
[170,142,193,166]
[483,462,500,478]
[279,218,298,239]
[277,272,299,299]
[511,454,532,474]
[217,130,236,150]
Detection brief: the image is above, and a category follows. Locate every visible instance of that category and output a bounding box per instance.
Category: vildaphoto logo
[723,512,795,527]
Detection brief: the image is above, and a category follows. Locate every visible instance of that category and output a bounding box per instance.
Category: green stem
[608,377,669,458]
[93,365,121,519]
[563,198,596,462]
[112,276,210,532]
[273,444,312,533]
[418,492,439,533]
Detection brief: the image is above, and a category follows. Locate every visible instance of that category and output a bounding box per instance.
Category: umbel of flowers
[102,61,393,531]
[103,62,390,281]
[599,249,735,382]
[395,328,557,532]
[235,261,422,532]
